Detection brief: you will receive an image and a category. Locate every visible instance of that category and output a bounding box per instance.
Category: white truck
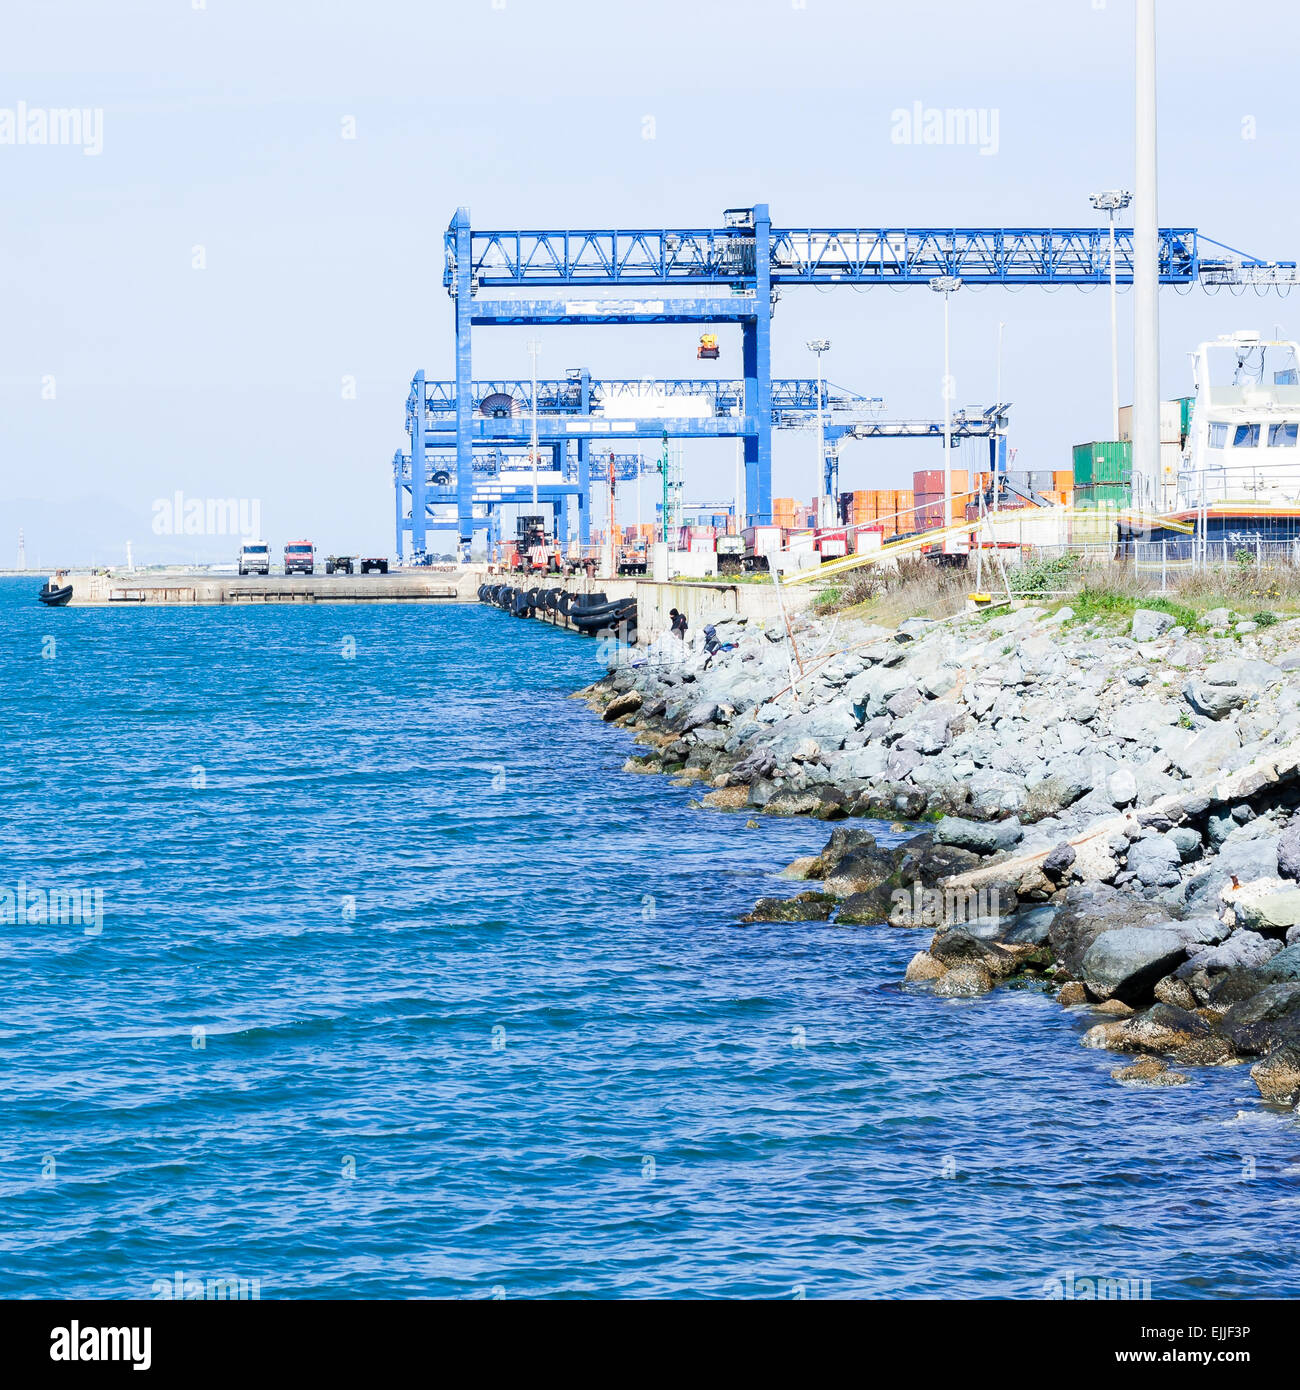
[238,540,271,576]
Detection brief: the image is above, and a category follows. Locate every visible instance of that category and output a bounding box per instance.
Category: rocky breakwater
[581,600,1300,1105]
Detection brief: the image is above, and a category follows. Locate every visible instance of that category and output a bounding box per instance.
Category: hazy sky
[3,0,1298,564]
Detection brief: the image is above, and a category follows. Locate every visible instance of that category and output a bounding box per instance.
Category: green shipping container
[1072,441,1132,488]
[1073,481,1131,511]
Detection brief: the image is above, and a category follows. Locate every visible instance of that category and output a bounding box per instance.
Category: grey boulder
[1132,609,1175,642]
[1126,835,1183,889]
[1081,926,1188,1004]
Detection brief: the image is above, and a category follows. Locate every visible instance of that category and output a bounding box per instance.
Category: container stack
[1072,441,1132,510]
[836,489,916,538]
[1118,398,1193,447]
[772,497,797,529]
[912,469,969,531]
[1117,398,1191,510]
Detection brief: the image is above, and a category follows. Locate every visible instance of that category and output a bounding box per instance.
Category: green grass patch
[813,585,843,614]
[1065,586,1196,633]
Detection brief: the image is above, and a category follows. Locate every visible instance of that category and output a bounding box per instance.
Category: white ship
[1162,330,1300,543]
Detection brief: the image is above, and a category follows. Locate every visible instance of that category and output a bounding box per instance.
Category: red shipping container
[914,469,970,495]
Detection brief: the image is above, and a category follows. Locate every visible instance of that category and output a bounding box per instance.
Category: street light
[1090,189,1133,441]
[995,321,1006,512]
[806,339,831,525]
[526,339,542,514]
[929,277,962,529]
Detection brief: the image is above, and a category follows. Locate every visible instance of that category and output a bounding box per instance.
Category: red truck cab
[284,541,315,575]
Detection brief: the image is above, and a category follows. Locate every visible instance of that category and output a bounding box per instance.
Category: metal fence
[1132,537,1300,573]
[999,537,1300,595]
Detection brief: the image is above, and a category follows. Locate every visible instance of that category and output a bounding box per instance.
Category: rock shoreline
[579,599,1300,1108]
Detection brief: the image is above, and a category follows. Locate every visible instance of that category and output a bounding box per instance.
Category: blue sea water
[1,575,1298,1300]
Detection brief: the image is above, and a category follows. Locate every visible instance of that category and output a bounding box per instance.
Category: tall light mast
[930,276,963,529]
[1091,189,1133,442]
[805,339,831,525]
[526,339,542,512]
[1133,0,1160,512]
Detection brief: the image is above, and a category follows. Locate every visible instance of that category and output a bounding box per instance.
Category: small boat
[38,578,73,607]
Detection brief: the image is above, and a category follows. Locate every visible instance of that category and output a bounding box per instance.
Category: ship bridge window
[1208,422,1228,448]
[1268,422,1298,447]
[1232,423,1261,448]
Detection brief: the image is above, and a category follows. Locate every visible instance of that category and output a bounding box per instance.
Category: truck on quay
[738,524,784,572]
[283,540,315,575]
[324,555,390,575]
[716,524,849,573]
[237,540,271,576]
[616,540,648,575]
[814,527,849,560]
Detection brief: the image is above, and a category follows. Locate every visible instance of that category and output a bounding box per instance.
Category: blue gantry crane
[423,203,1297,554]
[820,405,1010,499]
[396,367,881,557]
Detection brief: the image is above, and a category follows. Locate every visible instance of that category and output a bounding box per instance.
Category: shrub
[1010,550,1081,594]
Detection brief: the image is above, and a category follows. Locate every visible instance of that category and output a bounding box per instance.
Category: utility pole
[1091,189,1133,441]
[805,339,831,525]
[1133,0,1159,513]
[930,277,963,529]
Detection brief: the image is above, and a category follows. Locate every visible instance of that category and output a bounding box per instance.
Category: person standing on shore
[668,608,687,640]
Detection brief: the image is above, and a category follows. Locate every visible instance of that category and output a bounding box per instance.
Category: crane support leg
[453,207,474,550]
[742,203,773,525]
[411,368,427,557]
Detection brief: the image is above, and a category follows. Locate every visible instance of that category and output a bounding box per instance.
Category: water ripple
[1,579,1298,1298]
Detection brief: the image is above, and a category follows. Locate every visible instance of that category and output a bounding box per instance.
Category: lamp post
[806,339,831,525]
[994,320,1006,512]
[1090,189,1133,442]
[929,277,962,529]
[526,339,542,514]
[658,429,670,544]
